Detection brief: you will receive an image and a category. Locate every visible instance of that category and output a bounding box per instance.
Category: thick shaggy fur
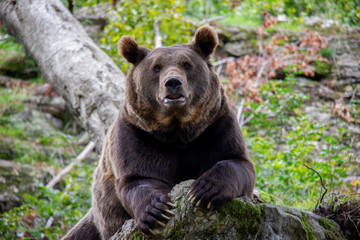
[63,26,256,240]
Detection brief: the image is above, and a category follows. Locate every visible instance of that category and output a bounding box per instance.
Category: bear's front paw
[187,176,235,209]
[136,194,176,235]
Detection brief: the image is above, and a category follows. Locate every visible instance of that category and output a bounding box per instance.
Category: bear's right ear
[118,36,149,65]
[191,26,218,59]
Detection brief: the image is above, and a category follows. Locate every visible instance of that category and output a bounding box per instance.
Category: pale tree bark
[0,0,126,149]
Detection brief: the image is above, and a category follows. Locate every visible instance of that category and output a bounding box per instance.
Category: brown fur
[62,26,256,240]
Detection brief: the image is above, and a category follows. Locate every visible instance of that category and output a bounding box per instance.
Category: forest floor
[0,8,359,239]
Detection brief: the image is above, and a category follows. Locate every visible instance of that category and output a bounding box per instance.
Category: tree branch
[46,141,96,189]
[303,164,328,208]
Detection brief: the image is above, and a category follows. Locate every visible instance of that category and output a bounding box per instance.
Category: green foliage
[0,86,94,239]
[0,87,80,166]
[100,0,193,72]
[320,47,335,60]
[0,27,25,55]
[242,75,350,209]
[0,162,95,240]
[349,98,360,123]
[233,0,360,26]
[0,89,26,118]
[184,0,233,19]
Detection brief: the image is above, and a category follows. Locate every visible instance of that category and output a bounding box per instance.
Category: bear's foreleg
[61,209,100,240]
[115,177,175,235]
[188,159,255,208]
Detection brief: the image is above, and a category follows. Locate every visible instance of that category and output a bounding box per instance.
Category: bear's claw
[166,202,176,208]
[161,214,171,220]
[164,209,175,215]
[157,221,166,227]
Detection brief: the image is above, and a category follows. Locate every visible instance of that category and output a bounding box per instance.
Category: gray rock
[0,160,53,212]
[110,181,344,240]
[224,42,257,57]
[302,16,339,29]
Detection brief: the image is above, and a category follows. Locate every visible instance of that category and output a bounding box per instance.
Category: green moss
[198,223,221,238]
[259,190,284,205]
[315,59,331,76]
[176,197,182,212]
[301,212,316,240]
[219,199,262,239]
[284,207,291,214]
[167,218,188,240]
[130,232,145,240]
[319,218,344,240]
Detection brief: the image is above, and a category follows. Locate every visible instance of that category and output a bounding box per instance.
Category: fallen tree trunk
[0,0,126,149]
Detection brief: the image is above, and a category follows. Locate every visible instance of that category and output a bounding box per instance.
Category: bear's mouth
[164,94,186,104]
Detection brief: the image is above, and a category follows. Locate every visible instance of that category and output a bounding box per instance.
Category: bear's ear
[118,36,149,65]
[191,26,218,58]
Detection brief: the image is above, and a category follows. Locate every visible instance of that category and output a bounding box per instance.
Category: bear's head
[119,26,227,143]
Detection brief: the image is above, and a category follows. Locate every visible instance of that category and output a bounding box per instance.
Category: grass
[0,87,82,168]
[220,13,262,28]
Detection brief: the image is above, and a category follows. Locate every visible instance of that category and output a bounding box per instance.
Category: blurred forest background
[0,0,360,239]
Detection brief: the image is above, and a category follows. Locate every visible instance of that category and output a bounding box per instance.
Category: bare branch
[349,85,359,105]
[303,164,328,208]
[240,99,270,127]
[198,16,226,26]
[46,141,96,189]
[236,98,245,123]
[213,57,235,67]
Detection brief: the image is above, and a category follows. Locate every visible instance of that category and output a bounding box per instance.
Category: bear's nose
[164,77,182,91]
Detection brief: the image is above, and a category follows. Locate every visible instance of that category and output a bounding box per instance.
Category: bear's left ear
[191,26,218,58]
[118,36,150,65]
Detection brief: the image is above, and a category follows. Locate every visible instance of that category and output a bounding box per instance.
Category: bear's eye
[153,65,162,72]
[183,62,191,70]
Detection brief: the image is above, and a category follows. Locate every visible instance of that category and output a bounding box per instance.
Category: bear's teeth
[164,96,185,104]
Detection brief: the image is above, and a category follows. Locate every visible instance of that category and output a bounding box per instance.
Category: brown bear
[62,26,255,240]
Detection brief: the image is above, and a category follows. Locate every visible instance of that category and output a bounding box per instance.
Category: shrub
[100,0,194,72]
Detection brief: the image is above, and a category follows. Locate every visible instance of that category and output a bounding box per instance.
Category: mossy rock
[111,181,345,240]
[315,60,332,76]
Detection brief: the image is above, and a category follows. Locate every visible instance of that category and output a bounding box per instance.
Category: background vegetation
[1,0,359,239]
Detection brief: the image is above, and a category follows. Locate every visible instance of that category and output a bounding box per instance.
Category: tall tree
[0,0,126,149]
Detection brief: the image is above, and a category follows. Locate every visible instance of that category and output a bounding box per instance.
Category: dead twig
[348,213,360,238]
[240,99,270,127]
[303,164,328,208]
[213,57,235,67]
[197,16,226,26]
[236,98,245,123]
[46,141,96,189]
[349,85,359,105]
